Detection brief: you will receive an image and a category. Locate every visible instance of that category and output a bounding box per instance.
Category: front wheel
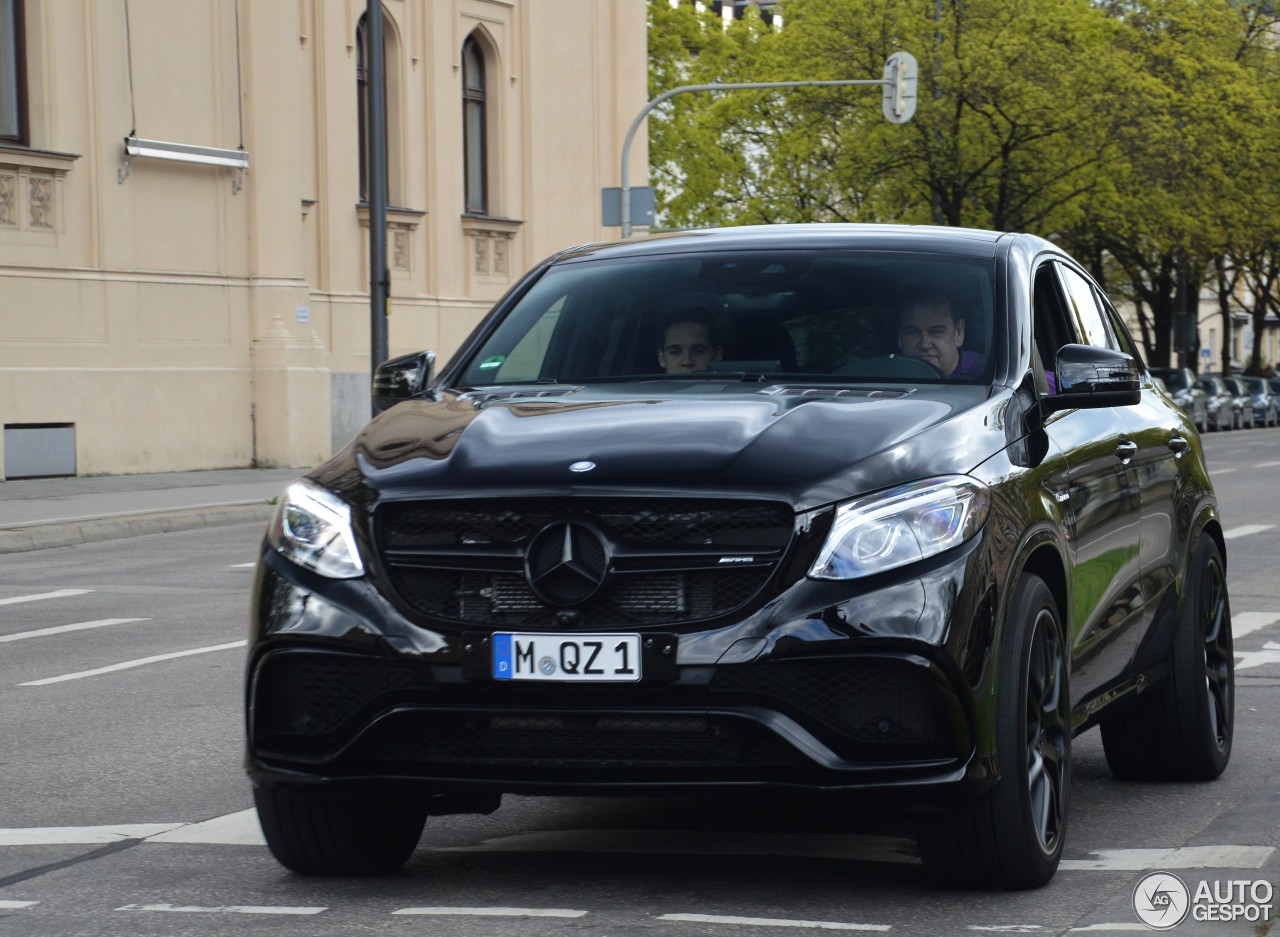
[916,573,1070,889]
[254,786,428,875]
[1100,535,1233,780]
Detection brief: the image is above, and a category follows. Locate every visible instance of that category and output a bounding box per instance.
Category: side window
[0,0,26,145]
[1058,265,1115,350]
[1032,263,1074,362]
[1096,289,1144,366]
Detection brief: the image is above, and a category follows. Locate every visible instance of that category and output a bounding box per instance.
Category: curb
[0,502,276,554]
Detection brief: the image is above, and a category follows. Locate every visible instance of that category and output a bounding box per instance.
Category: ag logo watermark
[1133,871,1274,928]
[1132,872,1190,929]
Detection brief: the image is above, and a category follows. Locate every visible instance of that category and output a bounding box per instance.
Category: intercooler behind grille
[375,497,794,627]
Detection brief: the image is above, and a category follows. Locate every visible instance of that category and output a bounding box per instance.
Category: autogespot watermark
[1132,871,1274,929]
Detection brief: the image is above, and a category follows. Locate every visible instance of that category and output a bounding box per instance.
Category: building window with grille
[0,0,26,145]
[462,35,487,215]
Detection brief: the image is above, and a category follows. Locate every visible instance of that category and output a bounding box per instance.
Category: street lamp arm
[620,78,888,238]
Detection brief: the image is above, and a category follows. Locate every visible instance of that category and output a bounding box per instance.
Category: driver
[657,305,724,374]
[897,289,982,379]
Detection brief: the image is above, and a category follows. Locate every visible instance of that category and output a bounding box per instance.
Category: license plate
[492,632,642,682]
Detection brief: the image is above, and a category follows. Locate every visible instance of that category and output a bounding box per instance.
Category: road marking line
[0,589,91,606]
[229,563,255,568]
[0,900,38,908]
[967,929,1042,933]
[147,809,264,846]
[1255,461,1280,468]
[1066,927,1148,933]
[19,640,247,686]
[1211,468,1236,475]
[1223,524,1275,539]
[393,907,588,918]
[117,904,326,915]
[0,824,185,846]
[0,618,149,644]
[1235,612,1279,639]
[659,913,890,931]
[1059,845,1273,871]
[1236,641,1280,672]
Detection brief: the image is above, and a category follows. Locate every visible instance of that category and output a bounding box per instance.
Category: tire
[916,574,1069,889]
[254,786,428,875]
[1100,535,1233,781]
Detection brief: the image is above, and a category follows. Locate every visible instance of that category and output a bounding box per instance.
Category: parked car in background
[1198,375,1234,431]
[1219,376,1255,430]
[1242,376,1278,428]
[1151,367,1209,432]
[248,224,1233,891]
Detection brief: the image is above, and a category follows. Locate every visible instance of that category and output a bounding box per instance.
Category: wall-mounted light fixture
[123,136,249,168]
[119,137,250,192]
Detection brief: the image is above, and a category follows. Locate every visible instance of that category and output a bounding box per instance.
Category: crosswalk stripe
[1234,612,1279,639]
[1224,524,1275,539]
[1059,845,1272,871]
[0,589,91,606]
[19,641,247,686]
[0,618,149,644]
[393,907,588,918]
[117,904,326,915]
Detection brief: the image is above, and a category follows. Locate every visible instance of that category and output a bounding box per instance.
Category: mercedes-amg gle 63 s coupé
[247,224,1233,889]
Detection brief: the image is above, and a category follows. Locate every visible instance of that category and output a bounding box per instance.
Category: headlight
[809,477,991,580]
[268,480,366,579]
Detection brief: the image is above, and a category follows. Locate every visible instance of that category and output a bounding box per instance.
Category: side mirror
[372,350,435,413]
[1043,344,1141,412]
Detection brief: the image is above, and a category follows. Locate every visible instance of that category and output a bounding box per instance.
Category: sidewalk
[0,467,305,554]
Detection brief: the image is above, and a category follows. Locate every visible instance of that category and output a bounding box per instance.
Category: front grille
[376,498,794,628]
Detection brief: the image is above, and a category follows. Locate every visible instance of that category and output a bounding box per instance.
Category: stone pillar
[240,1,331,469]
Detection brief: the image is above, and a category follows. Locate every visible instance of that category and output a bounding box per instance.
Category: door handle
[1115,441,1137,464]
[1168,435,1190,458]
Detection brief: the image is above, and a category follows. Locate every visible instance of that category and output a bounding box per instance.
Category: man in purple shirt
[897,290,983,379]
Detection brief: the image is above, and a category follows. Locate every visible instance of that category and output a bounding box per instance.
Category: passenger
[897,289,982,379]
[657,306,724,374]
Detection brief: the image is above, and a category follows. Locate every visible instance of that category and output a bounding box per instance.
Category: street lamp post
[617,53,917,238]
[367,0,390,410]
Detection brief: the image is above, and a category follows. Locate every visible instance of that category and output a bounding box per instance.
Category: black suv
[247,224,1232,889]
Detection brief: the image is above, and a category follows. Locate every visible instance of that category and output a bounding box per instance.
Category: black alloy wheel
[916,573,1069,889]
[1100,534,1233,780]
[1024,602,1069,855]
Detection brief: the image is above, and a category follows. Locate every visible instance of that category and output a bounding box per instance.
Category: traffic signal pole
[618,53,917,239]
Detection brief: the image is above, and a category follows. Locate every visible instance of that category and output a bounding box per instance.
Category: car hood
[318,387,1011,512]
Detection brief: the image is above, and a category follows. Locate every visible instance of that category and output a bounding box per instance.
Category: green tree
[648,0,1126,236]
[1089,0,1280,368]
[647,0,1280,371]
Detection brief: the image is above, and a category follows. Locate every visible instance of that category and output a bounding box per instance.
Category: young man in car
[897,289,982,379]
[657,306,725,374]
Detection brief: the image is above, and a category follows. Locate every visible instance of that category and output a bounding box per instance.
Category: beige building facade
[0,0,647,480]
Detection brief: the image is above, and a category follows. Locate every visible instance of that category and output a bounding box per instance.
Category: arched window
[0,0,27,145]
[356,12,387,204]
[462,35,487,214]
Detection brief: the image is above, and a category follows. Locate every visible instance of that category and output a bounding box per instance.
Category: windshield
[458,250,996,388]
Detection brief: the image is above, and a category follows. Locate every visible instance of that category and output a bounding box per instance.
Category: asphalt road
[1,428,1278,937]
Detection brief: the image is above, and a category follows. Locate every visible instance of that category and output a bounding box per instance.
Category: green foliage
[646,0,1280,368]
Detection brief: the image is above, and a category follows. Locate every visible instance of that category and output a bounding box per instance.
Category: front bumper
[246,541,995,805]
